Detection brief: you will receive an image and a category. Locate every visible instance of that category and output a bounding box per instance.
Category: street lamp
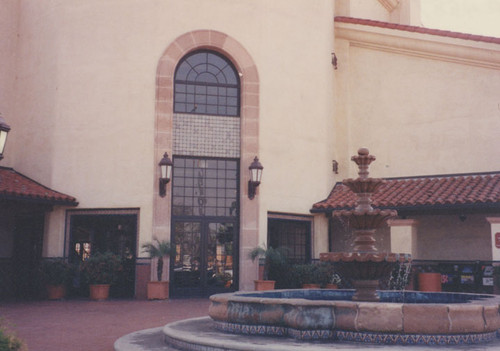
[159,152,173,197]
[248,156,263,200]
[0,114,11,161]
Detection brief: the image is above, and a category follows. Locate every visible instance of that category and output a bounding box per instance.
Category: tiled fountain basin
[209,290,500,345]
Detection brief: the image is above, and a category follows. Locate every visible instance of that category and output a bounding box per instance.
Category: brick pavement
[0,298,211,351]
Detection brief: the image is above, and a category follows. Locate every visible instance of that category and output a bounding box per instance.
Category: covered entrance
[66,209,138,298]
[170,157,239,297]
[0,167,78,300]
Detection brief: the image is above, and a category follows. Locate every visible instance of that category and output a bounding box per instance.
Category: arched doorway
[153,30,260,295]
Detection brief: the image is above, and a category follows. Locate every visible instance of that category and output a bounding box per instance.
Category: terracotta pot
[89,284,110,300]
[147,281,169,300]
[325,284,338,289]
[254,280,275,291]
[302,284,321,289]
[418,273,442,292]
[46,284,66,300]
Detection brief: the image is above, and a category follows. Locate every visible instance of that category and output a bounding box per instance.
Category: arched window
[174,50,240,117]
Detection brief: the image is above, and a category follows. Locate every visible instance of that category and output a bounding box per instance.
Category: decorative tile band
[213,321,498,345]
[173,113,240,158]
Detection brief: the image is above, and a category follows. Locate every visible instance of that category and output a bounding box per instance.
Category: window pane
[172,156,239,218]
[174,51,240,117]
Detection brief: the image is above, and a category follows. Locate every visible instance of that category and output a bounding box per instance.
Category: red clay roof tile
[312,172,500,212]
[0,167,78,206]
[335,16,500,45]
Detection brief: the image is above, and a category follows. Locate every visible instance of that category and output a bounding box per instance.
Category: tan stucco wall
[0,0,18,165]
[6,0,335,262]
[335,22,500,179]
[414,214,492,261]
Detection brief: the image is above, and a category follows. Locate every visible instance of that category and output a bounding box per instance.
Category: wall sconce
[159,152,173,197]
[0,114,11,161]
[248,156,263,200]
[332,160,339,174]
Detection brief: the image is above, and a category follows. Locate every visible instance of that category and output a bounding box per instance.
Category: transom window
[174,50,240,117]
[172,157,239,218]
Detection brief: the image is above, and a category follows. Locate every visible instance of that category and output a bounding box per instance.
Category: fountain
[319,147,408,302]
[115,148,500,350]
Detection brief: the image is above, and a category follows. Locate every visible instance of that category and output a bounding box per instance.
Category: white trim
[335,22,500,70]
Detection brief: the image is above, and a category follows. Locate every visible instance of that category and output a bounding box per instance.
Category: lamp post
[0,114,11,161]
[248,156,263,200]
[159,152,173,197]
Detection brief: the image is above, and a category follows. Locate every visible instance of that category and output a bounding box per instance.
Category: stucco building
[1,0,499,299]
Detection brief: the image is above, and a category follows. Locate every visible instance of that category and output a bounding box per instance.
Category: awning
[0,166,78,206]
[311,172,500,214]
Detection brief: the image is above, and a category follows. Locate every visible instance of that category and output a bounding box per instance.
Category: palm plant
[142,238,173,281]
[249,244,289,282]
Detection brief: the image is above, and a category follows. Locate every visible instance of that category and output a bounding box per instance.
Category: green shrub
[40,259,73,286]
[0,320,26,351]
[81,252,122,285]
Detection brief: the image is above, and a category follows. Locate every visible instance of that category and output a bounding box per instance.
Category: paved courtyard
[0,298,211,351]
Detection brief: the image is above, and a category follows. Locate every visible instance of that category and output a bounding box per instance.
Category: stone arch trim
[153,30,260,291]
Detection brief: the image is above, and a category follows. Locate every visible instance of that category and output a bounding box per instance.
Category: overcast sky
[421,0,500,37]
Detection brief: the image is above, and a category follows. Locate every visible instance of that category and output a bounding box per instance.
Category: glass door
[170,156,239,297]
[171,220,237,297]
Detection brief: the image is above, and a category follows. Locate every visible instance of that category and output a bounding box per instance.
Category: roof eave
[0,194,79,207]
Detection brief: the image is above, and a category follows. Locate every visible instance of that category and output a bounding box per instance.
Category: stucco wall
[0,0,18,165]
[8,0,335,257]
[414,214,491,260]
[335,24,500,179]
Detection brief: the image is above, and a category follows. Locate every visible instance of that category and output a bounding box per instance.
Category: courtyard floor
[0,298,211,351]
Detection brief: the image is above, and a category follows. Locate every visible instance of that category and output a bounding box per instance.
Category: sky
[421,0,500,37]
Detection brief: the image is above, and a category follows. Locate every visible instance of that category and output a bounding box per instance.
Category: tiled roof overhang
[0,167,78,206]
[311,172,500,214]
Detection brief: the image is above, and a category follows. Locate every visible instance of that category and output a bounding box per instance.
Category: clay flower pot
[147,281,169,300]
[254,280,275,291]
[418,272,442,292]
[89,284,111,300]
[46,284,66,300]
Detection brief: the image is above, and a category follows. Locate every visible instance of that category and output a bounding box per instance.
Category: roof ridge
[334,16,500,45]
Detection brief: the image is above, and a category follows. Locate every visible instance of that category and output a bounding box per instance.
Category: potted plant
[40,259,72,300]
[417,265,442,292]
[81,252,122,300]
[142,238,173,300]
[249,244,288,290]
[327,273,342,289]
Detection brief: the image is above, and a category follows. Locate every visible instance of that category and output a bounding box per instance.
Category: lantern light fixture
[0,114,11,161]
[159,152,173,197]
[248,156,263,200]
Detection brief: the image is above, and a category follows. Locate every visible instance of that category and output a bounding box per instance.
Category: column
[388,219,419,257]
[486,218,500,261]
